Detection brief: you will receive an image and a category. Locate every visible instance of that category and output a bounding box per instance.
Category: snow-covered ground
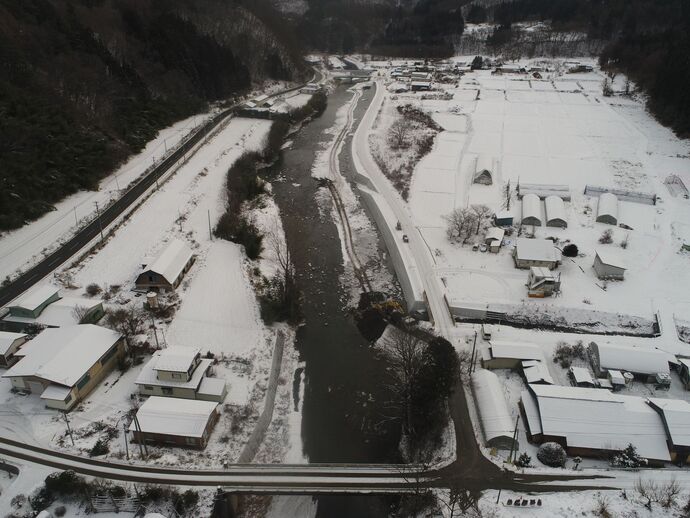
[0,110,217,282]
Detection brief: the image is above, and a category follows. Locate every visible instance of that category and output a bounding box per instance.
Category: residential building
[2,325,125,411]
[513,238,560,269]
[593,250,626,280]
[0,331,27,367]
[135,346,226,402]
[129,396,219,449]
[527,267,561,297]
[135,239,195,292]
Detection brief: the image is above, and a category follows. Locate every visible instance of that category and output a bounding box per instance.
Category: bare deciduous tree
[470,204,493,235]
[71,305,91,324]
[388,118,412,149]
[105,303,145,346]
[444,208,476,243]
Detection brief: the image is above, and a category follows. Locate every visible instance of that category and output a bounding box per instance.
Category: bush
[29,486,53,511]
[89,438,110,457]
[562,243,578,257]
[44,470,87,496]
[537,442,567,467]
[611,443,647,468]
[514,452,532,468]
[599,229,613,244]
[55,505,67,517]
[85,283,102,296]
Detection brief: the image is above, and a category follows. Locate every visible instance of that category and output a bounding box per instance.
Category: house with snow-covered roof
[513,238,560,269]
[0,331,27,368]
[135,238,195,292]
[135,346,226,402]
[130,396,220,449]
[2,325,124,411]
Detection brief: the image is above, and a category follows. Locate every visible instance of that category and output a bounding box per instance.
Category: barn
[593,250,626,280]
[135,239,195,292]
[544,195,567,228]
[596,193,618,225]
[521,193,542,226]
[473,155,494,185]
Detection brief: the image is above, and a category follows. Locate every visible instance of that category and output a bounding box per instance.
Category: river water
[268,85,400,517]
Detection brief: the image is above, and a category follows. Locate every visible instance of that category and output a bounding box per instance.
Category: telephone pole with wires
[62,411,75,446]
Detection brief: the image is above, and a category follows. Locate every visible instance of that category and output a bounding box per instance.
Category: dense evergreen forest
[0,0,306,231]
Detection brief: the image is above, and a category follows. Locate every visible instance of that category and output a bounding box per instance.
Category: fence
[584,185,657,205]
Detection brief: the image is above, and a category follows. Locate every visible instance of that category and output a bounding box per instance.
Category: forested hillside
[0,0,306,231]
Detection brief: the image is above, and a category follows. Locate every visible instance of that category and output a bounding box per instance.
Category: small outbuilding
[0,331,27,368]
[494,210,513,227]
[521,193,542,226]
[513,238,560,269]
[473,156,494,185]
[8,285,60,319]
[130,396,219,449]
[484,227,505,253]
[593,250,626,280]
[569,366,595,387]
[596,193,618,225]
[471,370,516,450]
[482,340,545,369]
[523,362,554,385]
[544,195,567,228]
[527,267,560,297]
[135,239,195,292]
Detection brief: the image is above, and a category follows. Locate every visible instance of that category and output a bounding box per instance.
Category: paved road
[0,73,321,308]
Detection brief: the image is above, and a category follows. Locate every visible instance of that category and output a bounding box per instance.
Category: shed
[544,195,567,228]
[596,193,618,225]
[678,358,690,390]
[593,250,626,280]
[135,239,195,292]
[494,210,513,227]
[513,238,560,269]
[8,285,61,319]
[0,331,27,368]
[484,227,505,247]
[471,370,516,449]
[521,193,542,226]
[410,81,432,91]
[129,396,219,449]
[482,340,544,369]
[588,342,671,382]
[569,366,595,387]
[473,156,494,185]
[523,362,554,385]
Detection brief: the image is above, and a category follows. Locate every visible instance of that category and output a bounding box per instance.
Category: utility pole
[208,209,213,241]
[114,173,120,191]
[93,201,104,242]
[63,412,75,446]
[508,414,520,464]
[73,206,78,226]
[132,414,145,458]
[123,422,130,460]
[470,330,478,374]
[133,414,148,457]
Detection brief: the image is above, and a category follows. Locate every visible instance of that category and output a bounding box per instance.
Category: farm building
[471,370,516,449]
[544,196,567,228]
[569,366,595,387]
[518,183,571,201]
[593,250,626,280]
[482,341,545,369]
[300,83,321,94]
[3,296,105,331]
[523,362,554,385]
[494,210,513,227]
[588,342,671,382]
[473,156,494,185]
[678,359,690,390]
[135,239,195,292]
[129,396,219,449]
[2,325,125,411]
[484,227,505,253]
[521,384,671,464]
[7,285,60,319]
[521,193,542,226]
[0,331,27,368]
[527,267,560,297]
[596,193,618,225]
[411,81,432,91]
[648,398,690,463]
[513,238,560,269]
[135,346,227,402]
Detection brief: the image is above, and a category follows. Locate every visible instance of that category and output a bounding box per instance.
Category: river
[268,85,401,517]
